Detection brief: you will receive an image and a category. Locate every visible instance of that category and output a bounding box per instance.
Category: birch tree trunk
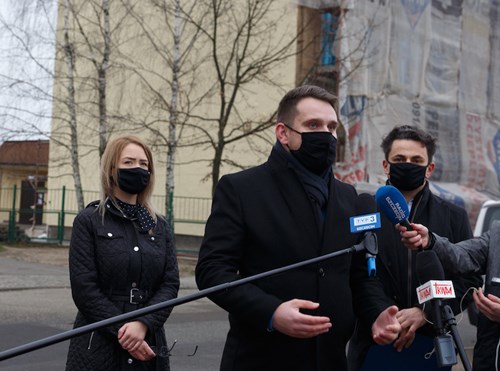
[98,0,110,158]
[165,0,181,229]
[63,0,85,211]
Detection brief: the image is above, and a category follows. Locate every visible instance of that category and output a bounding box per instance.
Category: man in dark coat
[196,85,400,371]
[348,125,483,370]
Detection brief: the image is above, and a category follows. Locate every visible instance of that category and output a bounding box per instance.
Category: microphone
[375,185,412,230]
[416,249,445,283]
[416,250,455,305]
[350,193,380,277]
[416,250,457,367]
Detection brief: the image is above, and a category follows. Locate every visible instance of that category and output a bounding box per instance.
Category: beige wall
[0,166,48,226]
[0,169,29,217]
[47,0,298,236]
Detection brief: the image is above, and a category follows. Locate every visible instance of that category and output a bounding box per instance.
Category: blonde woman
[66,134,179,370]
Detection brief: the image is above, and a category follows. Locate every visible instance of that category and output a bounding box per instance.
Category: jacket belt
[110,288,149,304]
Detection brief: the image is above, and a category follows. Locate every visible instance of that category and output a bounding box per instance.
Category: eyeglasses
[150,340,198,358]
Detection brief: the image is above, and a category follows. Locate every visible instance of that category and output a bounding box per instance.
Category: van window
[482,206,500,234]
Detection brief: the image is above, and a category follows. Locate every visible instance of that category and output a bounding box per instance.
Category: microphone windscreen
[356,193,377,215]
[375,185,410,225]
[416,250,445,284]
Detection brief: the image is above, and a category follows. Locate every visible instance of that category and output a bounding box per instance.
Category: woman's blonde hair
[99,134,157,220]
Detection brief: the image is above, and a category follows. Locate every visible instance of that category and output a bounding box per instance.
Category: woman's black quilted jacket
[65,200,179,371]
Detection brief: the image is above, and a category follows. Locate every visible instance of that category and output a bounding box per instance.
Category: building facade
[46,0,500,239]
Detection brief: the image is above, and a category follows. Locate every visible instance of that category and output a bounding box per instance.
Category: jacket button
[151,236,155,241]
[134,246,139,252]
[132,282,137,288]
[127,358,133,364]
[107,232,113,237]
[319,268,325,277]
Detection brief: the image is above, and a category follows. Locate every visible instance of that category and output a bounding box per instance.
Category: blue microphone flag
[375,185,410,226]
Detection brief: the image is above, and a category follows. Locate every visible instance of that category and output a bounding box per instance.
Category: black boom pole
[0,242,366,362]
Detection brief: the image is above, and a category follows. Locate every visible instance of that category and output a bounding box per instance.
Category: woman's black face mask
[117,167,150,194]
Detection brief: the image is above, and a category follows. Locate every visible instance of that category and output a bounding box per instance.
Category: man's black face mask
[286,124,337,175]
[388,162,428,191]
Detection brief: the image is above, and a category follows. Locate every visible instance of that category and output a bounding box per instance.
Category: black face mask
[286,125,337,175]
[117,167,150,194]
[388,162,428,191]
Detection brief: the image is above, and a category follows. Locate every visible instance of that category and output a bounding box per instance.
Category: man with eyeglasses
[196,85,400,371]
[347,125,483,371]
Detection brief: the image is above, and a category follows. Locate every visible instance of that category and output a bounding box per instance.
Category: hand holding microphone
[375,185,432,249]
[398,223,431,251]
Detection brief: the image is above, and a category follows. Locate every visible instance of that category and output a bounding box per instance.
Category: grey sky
[0,0,57,142]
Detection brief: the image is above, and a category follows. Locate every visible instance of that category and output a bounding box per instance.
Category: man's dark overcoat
[196,146,387,371]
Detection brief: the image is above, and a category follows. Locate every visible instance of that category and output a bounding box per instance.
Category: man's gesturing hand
[372,305,401,345]
[272,299,332,338]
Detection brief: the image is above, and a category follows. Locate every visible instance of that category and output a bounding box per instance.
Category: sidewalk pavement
[0,256,197,291]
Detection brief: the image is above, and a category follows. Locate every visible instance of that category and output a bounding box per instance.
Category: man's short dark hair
[277,85,339,126]
[381,125,437,162]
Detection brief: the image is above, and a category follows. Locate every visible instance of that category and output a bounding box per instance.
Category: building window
[320,11,339,66]
[296,5,345,163]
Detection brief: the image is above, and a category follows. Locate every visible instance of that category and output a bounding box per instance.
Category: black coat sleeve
[195,175,282,329]
[446,206,483,314]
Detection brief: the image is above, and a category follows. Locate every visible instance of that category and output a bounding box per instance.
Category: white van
[473,200,500,237]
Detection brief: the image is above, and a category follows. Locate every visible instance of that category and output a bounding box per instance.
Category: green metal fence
[0,185,212,244]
